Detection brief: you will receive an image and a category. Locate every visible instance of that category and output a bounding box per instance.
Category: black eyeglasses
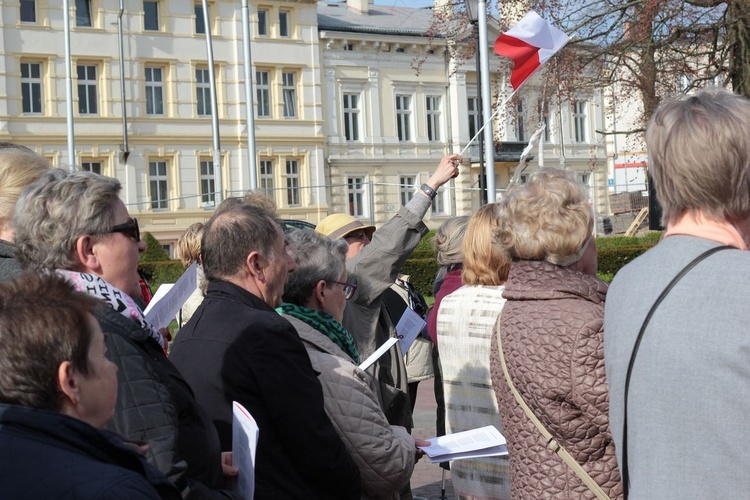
[330,280,357,300]
[108,218,140,242]
[345,231,369,242]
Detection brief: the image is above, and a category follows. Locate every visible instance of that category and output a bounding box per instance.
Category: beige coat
[282,315,416,499]
[489,260,622,500]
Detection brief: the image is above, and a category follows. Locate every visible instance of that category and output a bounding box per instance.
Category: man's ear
[246,251,265,282]
[58,361,80,407]
[75,235,100,273]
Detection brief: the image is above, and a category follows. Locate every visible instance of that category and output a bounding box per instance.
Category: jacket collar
[282,314,354,362]
[206,279,277,313]
[504,259,607,305]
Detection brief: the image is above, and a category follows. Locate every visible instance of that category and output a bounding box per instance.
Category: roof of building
[317,1,435,37]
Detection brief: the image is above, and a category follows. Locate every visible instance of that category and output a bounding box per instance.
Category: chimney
[347,0,372,14]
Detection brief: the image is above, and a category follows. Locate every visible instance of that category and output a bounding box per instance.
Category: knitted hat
[316,213,375,240]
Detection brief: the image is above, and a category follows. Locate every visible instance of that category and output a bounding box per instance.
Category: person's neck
[665,211,749,249]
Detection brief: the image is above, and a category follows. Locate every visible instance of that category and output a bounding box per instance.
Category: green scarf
[277,303,360,363]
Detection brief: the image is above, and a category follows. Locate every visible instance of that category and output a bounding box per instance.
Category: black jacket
[170,280,361,500]
[0,239,22,282]
[0,403,179,499]
[97,307,235,499]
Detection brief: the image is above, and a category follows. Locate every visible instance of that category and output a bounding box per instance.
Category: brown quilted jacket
[489,260,623,499]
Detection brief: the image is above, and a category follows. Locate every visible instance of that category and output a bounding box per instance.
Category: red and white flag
[493,11,570,90]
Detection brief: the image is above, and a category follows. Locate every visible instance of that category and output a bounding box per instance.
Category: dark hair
[0,272,102,412]
[202,203,280,281]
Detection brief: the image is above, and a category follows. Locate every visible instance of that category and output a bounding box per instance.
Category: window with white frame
[194,3,205,34]
[282,72,296,118]
[256,70,270,117]
[196,68,211,116]
[81,161,102,175]
[21,62,43,114]
[542,113,550,142]
[347,177,365,217]
[279,10,289,37]
[399,176,416,207]
[200,159,216,207]
[431,186,448,216]
[149,160,169,210]
[468,96,479,140]
[578,171,591,187]
[76,0,93,27]
[573,100,587,143]
[145,66,164,116]
[20,0,36,23]
[76,64,98,115]
[260,159,274,198]
[285,159,300,206]
[257,8,268,36]
[426,95,441,142]
[143,0,159,31]
[516,101,526,142]
[396,94,412,142]
[343,93,360,142]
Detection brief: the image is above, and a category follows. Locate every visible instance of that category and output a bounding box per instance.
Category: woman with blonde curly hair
[489,167,622,499]
[436,203,512,499]
[0,145,51,280]
[175,222,207,328]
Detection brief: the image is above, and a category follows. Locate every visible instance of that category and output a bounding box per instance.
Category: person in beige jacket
[277,228,425,498]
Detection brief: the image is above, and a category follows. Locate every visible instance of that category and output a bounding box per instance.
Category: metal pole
[117,0,130,162]
[63,0,75,171]
[473,22,486,205]
[241,0,258,190]
[202,0,223,203]
[477,0,495,201]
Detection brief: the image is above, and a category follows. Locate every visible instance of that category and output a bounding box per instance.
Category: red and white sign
[494,11,570,90]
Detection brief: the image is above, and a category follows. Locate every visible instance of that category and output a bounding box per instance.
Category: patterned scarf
[57,269,165,349]
[276,303,359,363]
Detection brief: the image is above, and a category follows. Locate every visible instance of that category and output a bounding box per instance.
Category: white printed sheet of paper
[143,262,198,329]
[395,307,426,353]
[232,401,259,499]
[358,337,399,371]
[418,425,508,463]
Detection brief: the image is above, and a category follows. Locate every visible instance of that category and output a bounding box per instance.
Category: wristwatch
[420,183,437,200]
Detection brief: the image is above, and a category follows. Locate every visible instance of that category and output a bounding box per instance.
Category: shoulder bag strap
[497,324,611,500]
[620,244,732,498]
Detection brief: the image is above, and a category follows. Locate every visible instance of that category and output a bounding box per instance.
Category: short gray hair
[14,170,121,271]
[646,88,750,225]
[432,216,470,266]
[497,167,592,265]
[201,203,279,281]
[282,228,348,305]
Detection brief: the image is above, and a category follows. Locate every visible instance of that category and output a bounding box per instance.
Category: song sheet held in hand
[418,425,508,463]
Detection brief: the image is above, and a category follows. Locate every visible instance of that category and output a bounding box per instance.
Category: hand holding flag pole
[459,11,570,165]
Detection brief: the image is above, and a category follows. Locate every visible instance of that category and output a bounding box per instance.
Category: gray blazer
[605,235,750,499]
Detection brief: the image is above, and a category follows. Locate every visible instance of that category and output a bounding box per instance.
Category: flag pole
[476,0,496,202]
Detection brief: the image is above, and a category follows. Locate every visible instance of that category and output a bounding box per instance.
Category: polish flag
[493,11,570,90]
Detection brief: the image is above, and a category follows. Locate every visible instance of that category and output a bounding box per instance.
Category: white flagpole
[63,0,75,171]
[241,0,258,190]
[477,0,496,202]
[202,0,223,204]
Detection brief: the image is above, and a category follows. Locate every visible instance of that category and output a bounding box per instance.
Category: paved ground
[410,383,454,500]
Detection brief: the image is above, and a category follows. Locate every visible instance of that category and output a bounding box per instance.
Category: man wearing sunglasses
[315,154,461,434]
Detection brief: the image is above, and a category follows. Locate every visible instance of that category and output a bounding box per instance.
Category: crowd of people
[0,87,748,500]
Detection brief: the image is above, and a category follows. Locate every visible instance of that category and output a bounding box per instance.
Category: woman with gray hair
[488,167,622,499]
[13,170,237,499]
[277,228,424,499]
